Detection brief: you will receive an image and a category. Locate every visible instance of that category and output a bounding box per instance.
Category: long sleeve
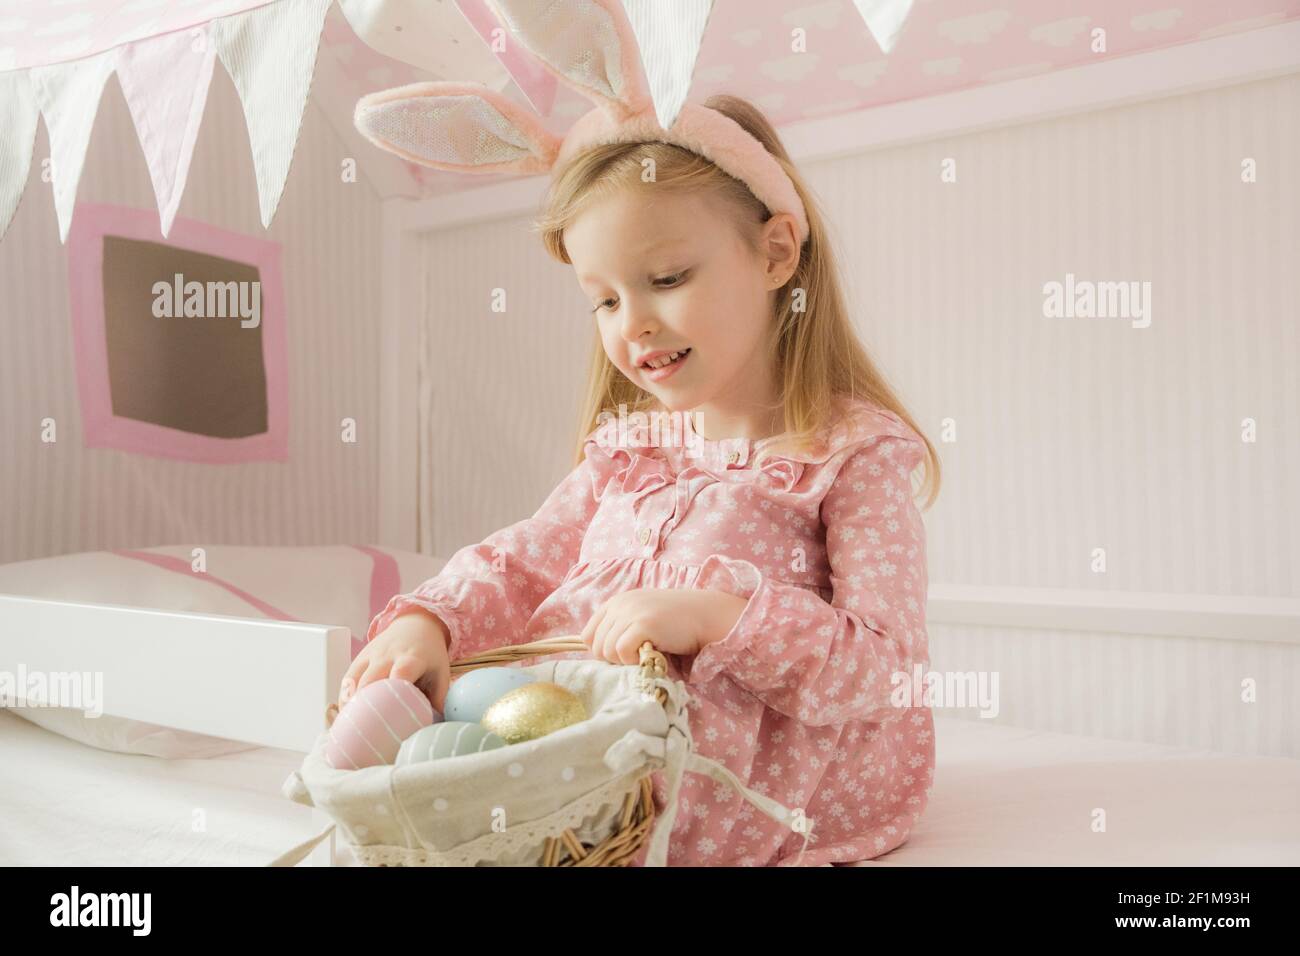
[365,450,607,662]
[685,434,930,726]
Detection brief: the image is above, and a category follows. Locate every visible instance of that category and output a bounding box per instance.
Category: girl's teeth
[647,350,686,369]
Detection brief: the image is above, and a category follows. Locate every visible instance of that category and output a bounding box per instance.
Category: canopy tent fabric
[2,0,1291,243]
[0,0,524,241]
[0,0,921,243]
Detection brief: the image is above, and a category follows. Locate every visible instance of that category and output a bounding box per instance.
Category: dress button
[637,526,651,545]
[726,450,741,465]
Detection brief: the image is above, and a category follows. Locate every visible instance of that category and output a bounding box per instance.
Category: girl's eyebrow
[576,235,697,286]
[578,236,691,281]
[642,236,687,254]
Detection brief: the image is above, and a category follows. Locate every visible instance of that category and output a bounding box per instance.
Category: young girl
[343,92,941,867]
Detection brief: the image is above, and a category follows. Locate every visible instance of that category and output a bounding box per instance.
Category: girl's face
[564,185,799,437]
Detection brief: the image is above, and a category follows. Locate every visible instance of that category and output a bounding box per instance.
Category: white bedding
[847,717,1300,866]
[0,708,319,866]
[4,709,1297,866]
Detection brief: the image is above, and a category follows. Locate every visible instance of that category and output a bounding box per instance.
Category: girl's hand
[339,610,453,712]
[579,588,749,665]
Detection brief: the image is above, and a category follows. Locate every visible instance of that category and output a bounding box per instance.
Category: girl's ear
[486,0,652,120]
[353,81,562,174]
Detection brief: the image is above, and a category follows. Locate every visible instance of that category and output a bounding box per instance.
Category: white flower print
[374,404,932,866]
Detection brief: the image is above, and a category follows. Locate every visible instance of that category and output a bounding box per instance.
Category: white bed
[850,718,1300,867]
[0,707,320,866]
[1,547,1296,866]
[4,704,1296,867]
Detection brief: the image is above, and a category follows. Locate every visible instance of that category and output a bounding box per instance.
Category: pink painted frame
[66,202,289,463]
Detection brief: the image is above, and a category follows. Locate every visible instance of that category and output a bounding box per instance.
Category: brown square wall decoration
[67,203,288,463]
[102,236,269,438]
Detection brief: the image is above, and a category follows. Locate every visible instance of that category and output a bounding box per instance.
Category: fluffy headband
[353,0,811,245]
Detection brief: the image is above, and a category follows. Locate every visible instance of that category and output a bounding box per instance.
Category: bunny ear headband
[353,0,810,245]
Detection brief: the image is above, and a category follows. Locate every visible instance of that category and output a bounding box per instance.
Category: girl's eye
[591,272,687,314]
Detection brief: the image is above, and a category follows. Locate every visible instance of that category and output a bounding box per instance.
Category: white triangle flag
[0,70,39,242]
[29,48,119,244]
[117,27,217,238]
[851,0,915,54]
[621,0,715,132]
[214,0,332,229]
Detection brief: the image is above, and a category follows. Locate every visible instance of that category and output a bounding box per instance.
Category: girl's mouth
[641,348,691,382]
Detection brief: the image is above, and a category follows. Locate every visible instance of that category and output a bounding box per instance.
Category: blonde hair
[531,94,940,510]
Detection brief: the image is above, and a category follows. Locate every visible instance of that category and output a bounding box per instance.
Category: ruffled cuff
[365,591,461,658]
[685,554,778,689]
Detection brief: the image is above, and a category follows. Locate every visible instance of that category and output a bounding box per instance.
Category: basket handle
[325,638,669,727]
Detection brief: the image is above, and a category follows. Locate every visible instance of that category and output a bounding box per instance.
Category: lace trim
[347,766,658,867]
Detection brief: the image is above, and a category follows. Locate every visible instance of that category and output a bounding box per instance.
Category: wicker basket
[378,636,664,868]
[277,636,812,867]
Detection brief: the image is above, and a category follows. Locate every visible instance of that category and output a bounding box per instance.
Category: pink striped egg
[325,678,436,770]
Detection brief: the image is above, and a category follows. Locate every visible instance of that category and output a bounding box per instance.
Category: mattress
[3,709,1297,866]
[0,708,322,866]
[845,717,1300,866]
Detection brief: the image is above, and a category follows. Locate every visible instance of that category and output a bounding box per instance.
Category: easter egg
[325,678,435,770]
[396,722,506,764]
[443,666,536,723]
[481,682,587,744]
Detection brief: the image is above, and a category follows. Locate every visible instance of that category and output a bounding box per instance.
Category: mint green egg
[396,722,506,764]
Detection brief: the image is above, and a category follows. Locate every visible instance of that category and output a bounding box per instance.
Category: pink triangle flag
[116,27,217,238]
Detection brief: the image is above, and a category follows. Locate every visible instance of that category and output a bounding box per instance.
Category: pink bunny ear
[354,81,562,174]
[486,0,652,121]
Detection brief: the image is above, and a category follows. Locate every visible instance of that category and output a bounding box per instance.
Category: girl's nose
[618,300,658,342]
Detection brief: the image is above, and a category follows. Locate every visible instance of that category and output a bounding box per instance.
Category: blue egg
[396,722,506,764]
[444,667,536,723]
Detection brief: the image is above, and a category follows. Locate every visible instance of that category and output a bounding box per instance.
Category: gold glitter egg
[480,683,587,744]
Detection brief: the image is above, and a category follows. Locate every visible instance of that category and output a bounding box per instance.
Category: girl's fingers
[611,622,642,665]
[428,665,451,715]
[355,658,390,694]
[580,604,607,655]
[592,609,618,664]
[596,615,627,664]
[389,652,424,685]
[339,654,369,704]
[391,652,445,712]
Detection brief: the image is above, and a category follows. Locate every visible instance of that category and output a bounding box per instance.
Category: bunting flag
[29,48,120,244]
[621,0,715,132]
[116,27,217,238]
[213,0,333,229]
[454,0,558,116]
[0,70,38,242]
[336,0,515,92]
[852,0,916,54]
[0,0,919,243]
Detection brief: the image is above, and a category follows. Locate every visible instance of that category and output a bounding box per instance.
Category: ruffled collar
[694,396,916,459]
[584,397,919,495]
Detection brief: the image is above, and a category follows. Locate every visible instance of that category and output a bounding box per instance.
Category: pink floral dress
[366,395,935,866]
